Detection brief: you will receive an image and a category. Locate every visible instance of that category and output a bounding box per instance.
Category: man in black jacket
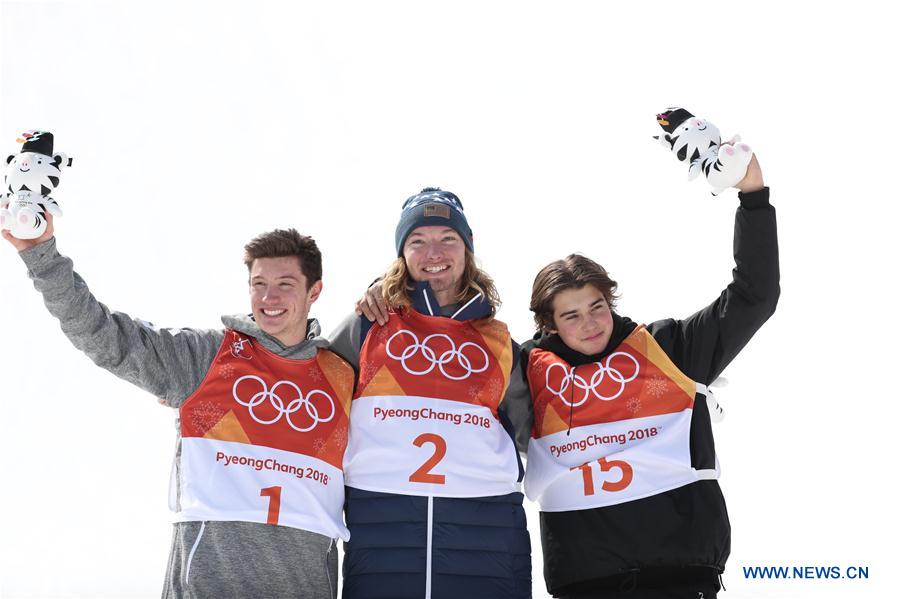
[522,155,777,598]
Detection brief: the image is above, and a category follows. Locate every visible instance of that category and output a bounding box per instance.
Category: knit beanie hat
[394,187,474,256]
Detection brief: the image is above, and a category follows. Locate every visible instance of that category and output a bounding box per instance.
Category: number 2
[409,433,447,484]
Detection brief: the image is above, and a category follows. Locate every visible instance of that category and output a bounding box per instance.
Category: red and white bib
[344,309,519,497]
[177,331,354,539]
[525,326,718,512]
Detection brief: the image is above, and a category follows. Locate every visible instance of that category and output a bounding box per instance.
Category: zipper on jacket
[450,292,482,319]
[425,496,434,599]
[422,289,435,316]
[184,521,206,586]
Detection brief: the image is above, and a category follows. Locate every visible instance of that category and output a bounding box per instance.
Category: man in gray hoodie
[4,218,354,598]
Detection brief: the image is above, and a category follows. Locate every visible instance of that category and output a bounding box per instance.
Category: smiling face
[669,117,722,163]
[5,151,64,195]
[249,256,322,346]
[402,225,466,306]
[550,284,614,356]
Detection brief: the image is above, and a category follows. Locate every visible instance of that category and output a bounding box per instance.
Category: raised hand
[735,154,764,193]
[2,212,55,252]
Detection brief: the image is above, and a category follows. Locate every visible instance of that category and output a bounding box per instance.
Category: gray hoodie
[19,237,339,599]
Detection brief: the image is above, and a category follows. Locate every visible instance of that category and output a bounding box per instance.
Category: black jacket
[521,188,779,595]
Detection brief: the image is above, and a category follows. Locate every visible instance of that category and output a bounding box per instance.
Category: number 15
[570,457,633,496]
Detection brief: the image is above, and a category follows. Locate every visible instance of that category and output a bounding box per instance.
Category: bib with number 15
[525,326,717,512]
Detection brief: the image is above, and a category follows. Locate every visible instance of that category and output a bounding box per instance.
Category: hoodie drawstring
[566,367,575,435]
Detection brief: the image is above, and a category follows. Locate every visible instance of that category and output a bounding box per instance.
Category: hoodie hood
[521,312,639,436]
[527,312,638,367]
[221,314,329,359]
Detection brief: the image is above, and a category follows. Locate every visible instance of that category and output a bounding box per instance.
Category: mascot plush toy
[654,107,752,196]
[1,130,72,239]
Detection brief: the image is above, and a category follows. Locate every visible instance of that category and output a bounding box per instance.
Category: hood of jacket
[221,314,330,359]
[523,312,638,367]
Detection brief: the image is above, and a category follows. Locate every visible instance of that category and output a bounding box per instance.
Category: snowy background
[1,1,896,597]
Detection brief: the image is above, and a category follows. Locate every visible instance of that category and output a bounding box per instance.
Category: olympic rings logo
[545,352,640,407]
[231,375,335,432]
[385,329,489,380]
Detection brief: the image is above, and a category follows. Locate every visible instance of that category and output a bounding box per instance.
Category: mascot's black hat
[656,108,694,134]
[18,131,54,156]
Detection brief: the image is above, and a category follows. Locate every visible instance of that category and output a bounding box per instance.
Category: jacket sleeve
[18,237,224,407]
[327,313,363,370]
[646,188,779,384]
[498,344,533,455]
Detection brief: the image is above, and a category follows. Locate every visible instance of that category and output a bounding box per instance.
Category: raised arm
[647,155,780,384]
[5,219,222,407]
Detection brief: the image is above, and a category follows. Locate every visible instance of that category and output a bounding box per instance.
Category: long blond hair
[382,250,501,316]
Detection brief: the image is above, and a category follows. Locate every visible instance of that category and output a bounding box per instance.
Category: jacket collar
[222,314,327,355]
[409,280,492,321]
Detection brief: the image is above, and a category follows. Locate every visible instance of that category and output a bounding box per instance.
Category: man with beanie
[329,187,533,599]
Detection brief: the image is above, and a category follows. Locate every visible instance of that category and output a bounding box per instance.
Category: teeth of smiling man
[263,309,286,316]
[423,265,448,272]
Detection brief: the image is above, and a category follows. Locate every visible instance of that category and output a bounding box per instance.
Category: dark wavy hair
[530,254,618,332]
[243,228,322,289]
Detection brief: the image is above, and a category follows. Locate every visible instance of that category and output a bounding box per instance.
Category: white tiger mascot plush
[654,107,752,196]
[2,131,73,240]
[688,138,754,196]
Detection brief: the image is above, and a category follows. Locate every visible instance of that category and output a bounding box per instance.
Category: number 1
[260,485,282,525]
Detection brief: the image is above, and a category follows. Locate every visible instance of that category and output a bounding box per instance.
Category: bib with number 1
[525,326,714,512]
[344,309,518,497]
[178,331,354,540]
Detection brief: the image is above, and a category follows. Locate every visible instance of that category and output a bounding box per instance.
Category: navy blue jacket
[330,283,532,599]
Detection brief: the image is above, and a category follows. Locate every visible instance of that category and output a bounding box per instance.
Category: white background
[1,1,896,597]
